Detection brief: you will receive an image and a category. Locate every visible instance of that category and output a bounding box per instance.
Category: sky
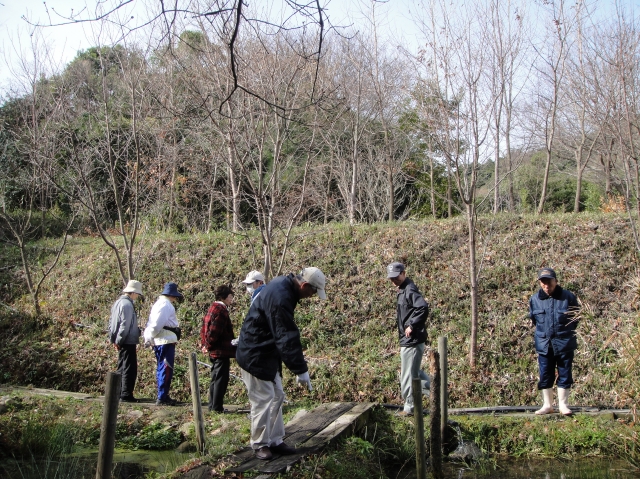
[0,0,423,96]
[0,0,94,92]
[1,0,638,96]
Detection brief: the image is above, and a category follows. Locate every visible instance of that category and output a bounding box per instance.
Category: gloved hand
[231,338,239,346]
[296,372,313,391]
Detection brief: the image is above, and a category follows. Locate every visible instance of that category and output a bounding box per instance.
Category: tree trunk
[387,165,394,221]
[574,147,583,213]
[466,203,478,369]
[537,150,552,215]
[430,155,436,218]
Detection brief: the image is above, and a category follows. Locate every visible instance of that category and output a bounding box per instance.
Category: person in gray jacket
[109,280,143,402]
[387,262,430,416]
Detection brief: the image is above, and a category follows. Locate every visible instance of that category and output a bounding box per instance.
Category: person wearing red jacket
[200,285,236,413]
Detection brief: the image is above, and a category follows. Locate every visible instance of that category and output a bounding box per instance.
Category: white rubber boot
[535,388,554,415]
[557,387,573,415]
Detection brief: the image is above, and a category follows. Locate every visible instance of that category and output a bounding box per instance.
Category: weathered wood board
[226,402,376,475]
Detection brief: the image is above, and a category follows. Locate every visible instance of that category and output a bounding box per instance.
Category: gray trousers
[400,343,430,412]
[241,369,285,449]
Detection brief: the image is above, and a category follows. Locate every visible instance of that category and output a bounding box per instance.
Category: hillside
[1,212,638,409]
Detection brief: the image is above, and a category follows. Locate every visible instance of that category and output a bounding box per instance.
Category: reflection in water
[395,458,638,479]
[115,461,147,479]
[0,450,192,479]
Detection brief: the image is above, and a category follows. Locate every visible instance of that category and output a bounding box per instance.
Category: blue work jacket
[529,286,580,355]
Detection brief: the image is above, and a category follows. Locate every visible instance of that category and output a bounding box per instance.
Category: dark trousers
[117,344,137,398]
[209,357,230,412]
[153,344,175,401]
[538,350,574,389]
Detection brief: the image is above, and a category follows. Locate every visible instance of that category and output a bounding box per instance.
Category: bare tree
[533,0,574,215]
[416,0,498,368]
[0,31,74,315]
[486,0,529,212]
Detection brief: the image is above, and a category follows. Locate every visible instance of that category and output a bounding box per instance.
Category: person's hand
[113,343,120,351]
[201,346,208,354]
[296,372,313,391]
[405,326,412,338]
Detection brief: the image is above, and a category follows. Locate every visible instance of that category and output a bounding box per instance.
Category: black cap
[537,268,557,280]
[387,262,405,278]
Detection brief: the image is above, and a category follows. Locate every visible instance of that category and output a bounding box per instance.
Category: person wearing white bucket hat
[109,280,144,403]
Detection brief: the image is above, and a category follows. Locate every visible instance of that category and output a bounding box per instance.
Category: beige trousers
[241,369,286,449]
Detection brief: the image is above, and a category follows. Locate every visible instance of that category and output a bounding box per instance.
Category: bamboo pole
[429,350,443,479]
[96,372,121,479]
[412,378,426,479]
[189,352,206,453]
[438,336,448,444]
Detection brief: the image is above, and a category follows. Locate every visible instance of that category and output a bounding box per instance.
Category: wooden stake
[96,372,121,479]
[412,378,426,479]
[429,350,443,479]
[438,336,448,444]
[189,352,206,454]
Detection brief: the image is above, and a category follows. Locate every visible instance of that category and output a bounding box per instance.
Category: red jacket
[200,302,236,359]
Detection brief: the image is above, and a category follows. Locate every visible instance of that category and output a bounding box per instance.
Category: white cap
[300,267,327,300]
[122,280,143,295]
[242,270,265,284]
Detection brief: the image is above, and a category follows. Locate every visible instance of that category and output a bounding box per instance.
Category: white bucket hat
[300,267,327,300]
[122,280,143,296]
[242,270,265,284]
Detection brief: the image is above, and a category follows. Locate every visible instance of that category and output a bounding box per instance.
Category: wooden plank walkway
[226,402,376,475]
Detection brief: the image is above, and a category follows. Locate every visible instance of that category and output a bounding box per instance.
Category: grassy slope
[1,212,639,410]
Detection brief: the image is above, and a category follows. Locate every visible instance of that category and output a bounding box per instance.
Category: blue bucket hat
[161,282,184,299]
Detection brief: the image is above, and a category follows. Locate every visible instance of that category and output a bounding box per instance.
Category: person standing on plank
[236,267,326,460]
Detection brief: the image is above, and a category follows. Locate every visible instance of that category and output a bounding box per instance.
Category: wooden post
[438,336,448,444]
[96,372,121,479]
[429,350,443,479]
[189,352,206,454]
[412,378,426,479]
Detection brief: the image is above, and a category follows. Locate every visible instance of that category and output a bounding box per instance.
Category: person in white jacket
[144,282,184,406]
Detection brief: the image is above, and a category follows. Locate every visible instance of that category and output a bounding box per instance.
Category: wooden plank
[283,402,355,446]
[257,403,376,475]
[298,403,375,449]
[226,403,354,474]
[226,405,340,468]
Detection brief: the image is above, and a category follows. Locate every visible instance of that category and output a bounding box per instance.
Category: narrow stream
[1,450,637,478]
[0,449,193,479]
[395,458,637,479]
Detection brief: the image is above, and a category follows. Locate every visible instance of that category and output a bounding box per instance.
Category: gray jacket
[109,295,140,346]
[396,278,429,347]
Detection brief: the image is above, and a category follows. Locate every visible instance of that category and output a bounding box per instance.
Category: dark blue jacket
[396,278,429,347]
[529,286,580,355]
[236,274,308,381]
[250,284,265,304]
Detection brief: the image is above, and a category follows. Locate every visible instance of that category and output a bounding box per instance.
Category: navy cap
[537,268,557,280]
[387,262,405,278]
